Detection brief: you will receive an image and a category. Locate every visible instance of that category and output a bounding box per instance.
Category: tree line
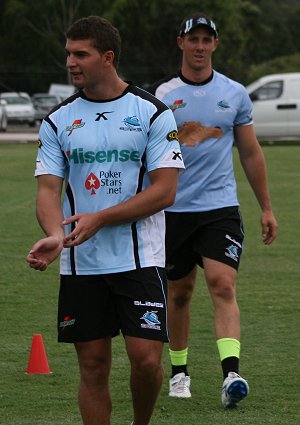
[1,0,300,94]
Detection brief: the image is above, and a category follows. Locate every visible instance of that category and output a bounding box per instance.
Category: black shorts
[57,267,168,343]
[165,207,244,280]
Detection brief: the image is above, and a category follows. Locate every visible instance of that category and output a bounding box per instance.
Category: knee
[169,280,195,308]
[208,275,236,302]
[78,354,110,386]
[130,352,162,378]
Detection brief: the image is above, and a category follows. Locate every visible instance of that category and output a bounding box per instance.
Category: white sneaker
[221,371,249,408]
[169,372,191,398]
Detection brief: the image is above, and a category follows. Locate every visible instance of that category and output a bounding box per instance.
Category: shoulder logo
[169,99,187,112]
[167,130,179,142]
[66,119,85,136]
[172,151,182,161]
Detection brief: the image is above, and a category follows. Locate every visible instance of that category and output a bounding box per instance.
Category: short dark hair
[66,16,121,68]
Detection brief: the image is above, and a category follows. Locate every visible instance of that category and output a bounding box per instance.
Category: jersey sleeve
[34,120,67,178]
[145,108,185,172]
[234,85,253,126]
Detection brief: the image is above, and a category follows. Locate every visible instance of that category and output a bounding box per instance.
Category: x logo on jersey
[172,151,182,161]
[95,111,114,121]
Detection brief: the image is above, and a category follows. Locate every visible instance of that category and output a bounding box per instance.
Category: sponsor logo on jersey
[66,119,85,135]
[37,139,42,148]
[120,115,142,132]
[95,111,114,121]
[166,130,179,142]
[66,148,140,164]
[169,99,187,112]
[85,170,123,195]
[140,311,161,330]
[217,100,231,110]
[85,172,100,195]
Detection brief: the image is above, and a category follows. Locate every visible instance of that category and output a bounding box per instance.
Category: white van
[246,73,300,139]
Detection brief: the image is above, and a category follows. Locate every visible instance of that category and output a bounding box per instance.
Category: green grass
[0,143,299,424]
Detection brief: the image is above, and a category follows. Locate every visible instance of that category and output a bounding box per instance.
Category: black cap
[179,15,218,38]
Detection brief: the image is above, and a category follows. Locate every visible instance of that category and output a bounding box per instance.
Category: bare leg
[203,257,240,339]
[125,336,164,425]
[168,266,198,350]
[75,338,112,425]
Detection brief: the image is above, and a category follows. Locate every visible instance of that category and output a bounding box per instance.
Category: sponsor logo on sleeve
[166,130,179,142]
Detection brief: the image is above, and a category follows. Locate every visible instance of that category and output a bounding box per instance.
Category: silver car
[31,93,63,121]
[0,98,7,132]
[0,92,36,127]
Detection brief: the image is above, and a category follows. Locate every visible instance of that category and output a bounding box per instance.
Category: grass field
[0,143,299,425]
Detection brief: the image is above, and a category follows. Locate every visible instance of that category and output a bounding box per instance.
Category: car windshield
[35,96,58,106]
[2,96,30,105]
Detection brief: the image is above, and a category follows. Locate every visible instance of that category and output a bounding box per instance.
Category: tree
[1,0,300,92]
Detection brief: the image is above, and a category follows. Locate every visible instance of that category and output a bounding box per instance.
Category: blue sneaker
[221,372,249,408]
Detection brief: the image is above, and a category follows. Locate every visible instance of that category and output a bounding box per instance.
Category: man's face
[65,38,111,90]
[177,26,218,72]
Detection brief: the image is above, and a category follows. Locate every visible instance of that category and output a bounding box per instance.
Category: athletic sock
[221,356,239,379]
[169,348,189,377]
[171,364,189,377]
[216,338,240,379]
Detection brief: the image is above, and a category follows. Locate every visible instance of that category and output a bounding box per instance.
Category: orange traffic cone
[26,334,53,374]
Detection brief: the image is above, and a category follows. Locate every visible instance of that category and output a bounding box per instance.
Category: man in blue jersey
[27,16,184,425]
[150,12,278,407]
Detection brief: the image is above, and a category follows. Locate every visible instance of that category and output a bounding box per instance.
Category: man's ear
[177,36,184,51]
[213,38,219,52]
[103,50,115,66]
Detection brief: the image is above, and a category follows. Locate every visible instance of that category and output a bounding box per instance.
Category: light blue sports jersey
[151,70,253,212]
[35,85,184,275]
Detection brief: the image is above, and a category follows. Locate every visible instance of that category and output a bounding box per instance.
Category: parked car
[246,72,300,139]
[0,92,36,127]
[31,93,63,121]
[0,98,7,132]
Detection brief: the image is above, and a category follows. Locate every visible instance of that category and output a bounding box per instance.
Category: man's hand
[261,211,278,245]
[27,236,63,271]
[63,213,101,248]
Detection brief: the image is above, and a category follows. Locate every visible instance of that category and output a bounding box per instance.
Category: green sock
[217,338,241,378]
[169,347,188,366]
[216,338,240,361]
